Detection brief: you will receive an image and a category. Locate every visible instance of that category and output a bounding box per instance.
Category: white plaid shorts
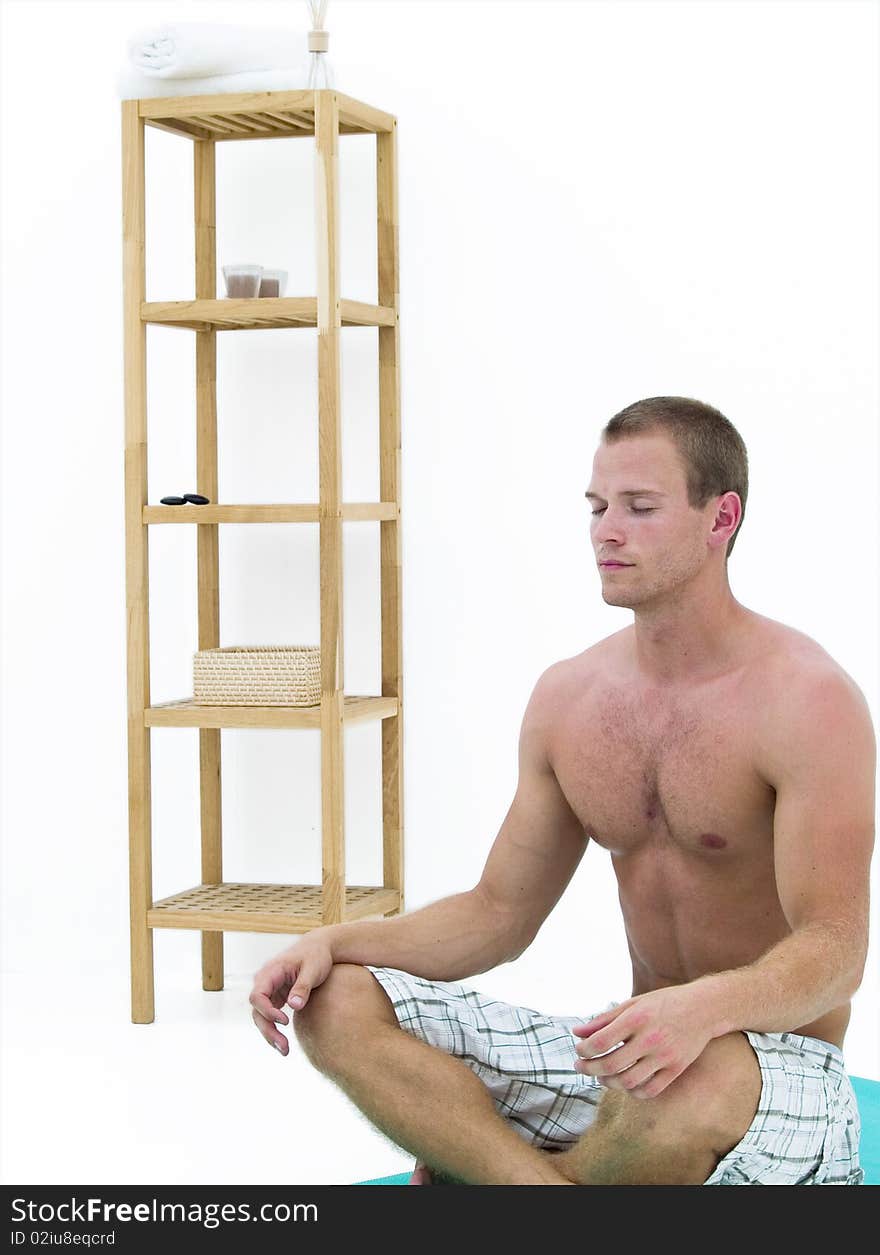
[365,965,864,1185]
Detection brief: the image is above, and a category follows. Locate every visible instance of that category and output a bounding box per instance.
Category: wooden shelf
[148,883,401,934]
[143,503,399,524]
[139,89,395,142]
[123,88,404,1021]
[145,696,399,729]
[142,297,396,331]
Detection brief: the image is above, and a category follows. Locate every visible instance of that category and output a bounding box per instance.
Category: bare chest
[549,679,776,858]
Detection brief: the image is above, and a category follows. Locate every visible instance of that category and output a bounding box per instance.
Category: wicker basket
[193,646,322,706]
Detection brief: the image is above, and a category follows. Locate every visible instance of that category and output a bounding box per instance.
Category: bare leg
[293,964,573,1186]
[549,1099,719,1185]
[551,1030,762,1185]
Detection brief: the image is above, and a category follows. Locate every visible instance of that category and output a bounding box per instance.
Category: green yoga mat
[357,1075,880,1185]
[851,1075,880,1185]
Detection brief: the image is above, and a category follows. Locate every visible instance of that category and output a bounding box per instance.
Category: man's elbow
[503,912,544,962]
[506,933,533,963]
[833,922,868,998]
[473,885,535,964]
[846,943,869,998]
[812,918,869,998]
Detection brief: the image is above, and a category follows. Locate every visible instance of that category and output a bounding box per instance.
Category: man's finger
[575,1039,633,1068]
[250,991,289,1023]
[571,1008,622,1038]
[600,1060,659,1092]
[286,968,317,1008]
[249,959,298,1013]
[626,1068,672,1100]
[252,1007,289,1054]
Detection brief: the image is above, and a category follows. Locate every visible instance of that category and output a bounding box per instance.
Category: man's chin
[600,588,635,608]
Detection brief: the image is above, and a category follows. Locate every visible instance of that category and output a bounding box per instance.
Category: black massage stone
[160,496,186,505]
[183,493,210,504]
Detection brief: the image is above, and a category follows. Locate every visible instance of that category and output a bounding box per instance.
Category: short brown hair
[601,396,749,558]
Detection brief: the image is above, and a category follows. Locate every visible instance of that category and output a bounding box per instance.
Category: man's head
[586,397,748,610]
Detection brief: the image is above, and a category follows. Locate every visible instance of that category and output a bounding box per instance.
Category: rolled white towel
[116,64,308,101]
[127,21,303,79]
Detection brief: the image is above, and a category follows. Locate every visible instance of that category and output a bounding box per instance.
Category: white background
[1,0,877,1186]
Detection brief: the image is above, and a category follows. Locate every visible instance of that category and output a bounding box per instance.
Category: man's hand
[571,984,716,1099]
[249,933,335,1055]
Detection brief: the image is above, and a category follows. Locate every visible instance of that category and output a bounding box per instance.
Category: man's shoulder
[747,616,867,704]
[522,641,619,772]
[746,618,874,768]
[548,629,629,678]
[535,631,626,699]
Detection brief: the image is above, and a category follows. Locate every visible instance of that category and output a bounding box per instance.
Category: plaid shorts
[365,965,864,1185]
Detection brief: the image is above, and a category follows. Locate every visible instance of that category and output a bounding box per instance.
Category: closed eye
[590,507,655,515]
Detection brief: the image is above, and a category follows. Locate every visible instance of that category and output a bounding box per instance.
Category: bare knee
[292,963,398,1072]
[594,1030,761,1156]
[555,1033,761,1184]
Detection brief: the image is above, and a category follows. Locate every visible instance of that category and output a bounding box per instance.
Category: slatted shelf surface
[145,695,399,728]
[148,883,401,933]
[142,503,399,524]
[139,89,395,141]
[142,297,396,331]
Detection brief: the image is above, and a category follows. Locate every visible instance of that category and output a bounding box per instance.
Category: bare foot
[408,1161,469,1184]
[544,1147,577,1184]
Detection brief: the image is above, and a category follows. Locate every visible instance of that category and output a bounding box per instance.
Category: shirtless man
[250,395,875,1185]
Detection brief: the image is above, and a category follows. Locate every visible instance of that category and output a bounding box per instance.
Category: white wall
[1,0,877,1185]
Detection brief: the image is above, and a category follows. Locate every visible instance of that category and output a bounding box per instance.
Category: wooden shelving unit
[121,89,404,1023]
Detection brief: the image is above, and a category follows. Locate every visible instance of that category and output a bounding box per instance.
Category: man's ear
[709,491,741,550]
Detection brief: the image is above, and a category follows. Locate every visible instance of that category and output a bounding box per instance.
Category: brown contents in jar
[226,274,260,298]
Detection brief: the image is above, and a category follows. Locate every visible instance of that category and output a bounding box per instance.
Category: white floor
[0,959,412,1186]
[4,943,877,1187]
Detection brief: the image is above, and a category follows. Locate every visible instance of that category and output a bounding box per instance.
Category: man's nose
[593,510,625,545]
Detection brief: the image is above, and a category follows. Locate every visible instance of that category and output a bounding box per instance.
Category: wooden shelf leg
[194,137,224,989]
[320,693,345,923]
[378,121,404,915]
[127,728,155,1023]
[199,728,224,988]
[122,99,155,1022]
[316,92,346,925]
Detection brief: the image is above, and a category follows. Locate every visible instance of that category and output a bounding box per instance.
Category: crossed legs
[292,964,761,1186]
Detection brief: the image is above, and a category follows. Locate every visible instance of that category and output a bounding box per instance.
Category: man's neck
[631,588,752,686]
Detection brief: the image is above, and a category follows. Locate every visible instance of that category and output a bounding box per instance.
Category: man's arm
[697,663,876,1037]
[326,662,589,981]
